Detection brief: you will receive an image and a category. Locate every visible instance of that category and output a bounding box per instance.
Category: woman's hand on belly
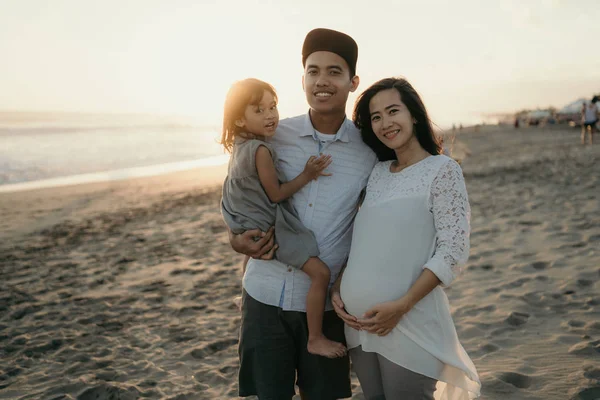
[357,296,414,337]
[331,292,362,330]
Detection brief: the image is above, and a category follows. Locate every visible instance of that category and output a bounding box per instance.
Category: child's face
[237,90,279,137]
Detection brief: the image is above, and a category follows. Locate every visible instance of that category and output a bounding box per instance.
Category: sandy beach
[1,126,599,400]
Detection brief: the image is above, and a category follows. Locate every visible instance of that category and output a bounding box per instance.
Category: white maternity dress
[340,155,481,399]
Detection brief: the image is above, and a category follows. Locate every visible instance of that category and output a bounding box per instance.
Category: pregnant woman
[331,77,481,399]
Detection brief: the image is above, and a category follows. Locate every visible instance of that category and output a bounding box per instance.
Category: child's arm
[255,145,332,203]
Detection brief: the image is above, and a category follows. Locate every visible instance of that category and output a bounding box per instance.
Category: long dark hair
[220,78,278,153]
[352,77,441,161]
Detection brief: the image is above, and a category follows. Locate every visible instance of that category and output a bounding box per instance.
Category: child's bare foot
[307,335,346,358]
[232,296,242,311]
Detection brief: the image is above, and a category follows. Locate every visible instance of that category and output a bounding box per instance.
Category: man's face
[302,51,359,115]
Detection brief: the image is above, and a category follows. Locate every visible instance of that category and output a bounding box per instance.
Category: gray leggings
[349,346,437,400]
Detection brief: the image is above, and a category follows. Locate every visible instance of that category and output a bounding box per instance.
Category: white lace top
[341,155,480,399]
[364,155,471,286]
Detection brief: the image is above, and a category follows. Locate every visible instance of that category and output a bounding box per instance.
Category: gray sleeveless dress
[221,138,319,268]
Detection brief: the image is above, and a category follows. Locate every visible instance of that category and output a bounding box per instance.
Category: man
[228,28,377,400]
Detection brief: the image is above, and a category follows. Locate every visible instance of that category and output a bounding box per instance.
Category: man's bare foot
[307,335,346,358]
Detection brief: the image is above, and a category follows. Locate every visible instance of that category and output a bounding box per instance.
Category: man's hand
[229,227,277,260]
[331,291,361,330]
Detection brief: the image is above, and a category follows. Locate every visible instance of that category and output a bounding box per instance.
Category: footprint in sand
[573,387,600,400]
[479,342,500,354]
[496,371,533,389]
[459,304,497,317]
[531,261,550,270]
[190,338,238,360]
[468,263,494,272]
[169,268,203,276]
[583,365,600,380]
[505,312,530,327]
[555,241,587,250]
[587,298,600,306]
[176,304,207,317]
[568,340,600,356]
[577,279,594,288]
[585,322,600,333]
[76,383,139,400]
[502,277,532,290]
[518,220,542,227]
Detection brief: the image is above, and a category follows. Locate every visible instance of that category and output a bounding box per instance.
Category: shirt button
[288,267,292,272]
[309,203,313,207]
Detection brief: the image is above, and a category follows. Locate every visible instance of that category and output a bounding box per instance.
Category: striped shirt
[242,113,378,312]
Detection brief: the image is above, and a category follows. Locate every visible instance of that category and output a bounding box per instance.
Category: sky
[1,0,599,128]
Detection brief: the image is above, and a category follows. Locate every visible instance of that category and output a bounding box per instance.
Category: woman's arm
[423,158,471,286]
[255,145,332,203]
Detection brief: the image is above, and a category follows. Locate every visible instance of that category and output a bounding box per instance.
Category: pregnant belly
[340,266,415,318]
[339,200,435,318]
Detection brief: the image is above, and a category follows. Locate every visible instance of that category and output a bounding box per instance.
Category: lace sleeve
[424,158,471,286]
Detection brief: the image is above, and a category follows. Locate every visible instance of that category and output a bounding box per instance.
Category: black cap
[302,28,358,76]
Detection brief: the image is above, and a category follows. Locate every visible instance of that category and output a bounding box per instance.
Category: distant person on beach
[220,78,347,359]
[581,96,598,145]
[330,77,481,399]
[225,29,377,399]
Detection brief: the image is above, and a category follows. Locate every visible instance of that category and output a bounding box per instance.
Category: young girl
[220,78,346,358]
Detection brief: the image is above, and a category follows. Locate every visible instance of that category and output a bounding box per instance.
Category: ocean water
[0,112,227,192]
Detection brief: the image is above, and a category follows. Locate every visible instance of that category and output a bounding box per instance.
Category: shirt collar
[300,111,351,143]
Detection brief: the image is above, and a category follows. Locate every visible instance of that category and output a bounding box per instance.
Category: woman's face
[369,88,417,151]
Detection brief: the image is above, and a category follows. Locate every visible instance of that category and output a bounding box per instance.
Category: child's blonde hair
[221,78,278,153]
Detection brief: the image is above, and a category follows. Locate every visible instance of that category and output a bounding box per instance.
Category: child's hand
[303,154,332,180]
